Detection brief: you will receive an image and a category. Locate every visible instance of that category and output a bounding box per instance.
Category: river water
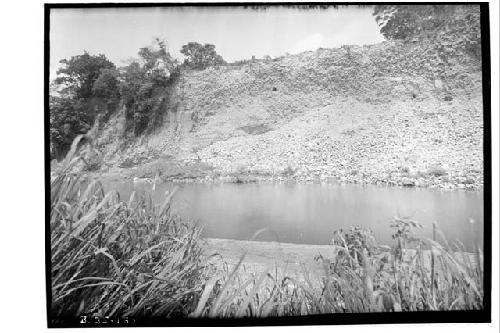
[103,181,484,250]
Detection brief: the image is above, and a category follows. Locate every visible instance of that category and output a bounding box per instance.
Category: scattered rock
[93,40,483,191]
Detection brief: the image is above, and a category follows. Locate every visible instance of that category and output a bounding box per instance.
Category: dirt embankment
[95,40,484,190]
[202,238,480,288]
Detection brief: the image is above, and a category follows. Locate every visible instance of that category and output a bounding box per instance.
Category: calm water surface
[103,181,484,250]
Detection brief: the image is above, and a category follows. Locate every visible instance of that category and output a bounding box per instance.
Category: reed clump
[50,169,207,319]
[192,222,483,317]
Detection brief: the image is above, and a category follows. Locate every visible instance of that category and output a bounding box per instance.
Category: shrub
[332,226,378,263]
[399,165,410,173]
[49,96,93,159]
[282,165,296,176]
[427,165,448,177]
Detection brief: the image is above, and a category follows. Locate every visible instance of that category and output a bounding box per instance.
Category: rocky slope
[95,40,484,189]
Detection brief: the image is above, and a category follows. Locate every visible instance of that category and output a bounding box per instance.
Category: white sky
[50,5,385,79]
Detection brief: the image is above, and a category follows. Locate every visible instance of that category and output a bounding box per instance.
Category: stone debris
[96,41,483,190]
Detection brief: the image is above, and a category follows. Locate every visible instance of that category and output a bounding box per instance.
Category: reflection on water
[103,181,484,250]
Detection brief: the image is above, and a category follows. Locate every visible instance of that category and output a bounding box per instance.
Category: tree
[92,68,120,98]
[137,37,178,79]
[373,5,481,58]
[49,96,92,159]
[373,5,441,41]
[120,38,179,136]
[51,52,118,159]
[372,5,481,98]
[54,52,116,99]
[180,42,225,70]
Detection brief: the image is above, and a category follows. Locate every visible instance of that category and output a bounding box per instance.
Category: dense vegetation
[51,161,205,318]
[373,4,481,55]
[49,39,225,159]
[119,39,180,136]
[49,52,119,159]
[180,42,226,69]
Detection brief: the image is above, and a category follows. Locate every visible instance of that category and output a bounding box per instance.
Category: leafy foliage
[92,68,120,98]
[332,226,378,264]
[372,4,481,99]
[50,38,182,157]
[50,169,205,319]
[180,42,225,70]
[373,5,481,59]
[120,38,179,136]
[194,224,482,316]
[54,52,116,99]
[49,96,93,159]
[50,52,119,159]
[390,216,423,261]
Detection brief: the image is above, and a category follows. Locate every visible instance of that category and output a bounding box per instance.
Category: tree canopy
[373,5,481,58]
[180,42,225,70]
[54,52,116,99]
[92,68,120,98]
[120,38,179,136]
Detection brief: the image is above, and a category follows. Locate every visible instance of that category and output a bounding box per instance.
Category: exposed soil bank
[202,238,480,286]
[95,154,482,191]
[202,238,333,286]
[90,40,483,191]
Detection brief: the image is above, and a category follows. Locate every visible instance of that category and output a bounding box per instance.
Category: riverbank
[202,238,481,289]
[92,94,484,191]
[92,155,483,191]
[202,238,334,284]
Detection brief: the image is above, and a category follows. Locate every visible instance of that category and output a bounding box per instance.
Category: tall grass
[50,170,208,319]
[193,224,483,317]
[50,139,483,320]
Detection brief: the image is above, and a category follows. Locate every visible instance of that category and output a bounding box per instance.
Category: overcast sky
[50,5,385,79]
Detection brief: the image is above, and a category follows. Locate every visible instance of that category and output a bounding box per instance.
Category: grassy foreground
[50,158,483,320]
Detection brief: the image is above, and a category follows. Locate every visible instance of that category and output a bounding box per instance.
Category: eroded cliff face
[97,40,483,189]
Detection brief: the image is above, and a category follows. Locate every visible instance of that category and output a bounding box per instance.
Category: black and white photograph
[43,2,493,328]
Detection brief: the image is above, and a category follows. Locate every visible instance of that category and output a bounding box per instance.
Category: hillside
[94,40,483,190]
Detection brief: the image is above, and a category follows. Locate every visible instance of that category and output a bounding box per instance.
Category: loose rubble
[96,40,484,190]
